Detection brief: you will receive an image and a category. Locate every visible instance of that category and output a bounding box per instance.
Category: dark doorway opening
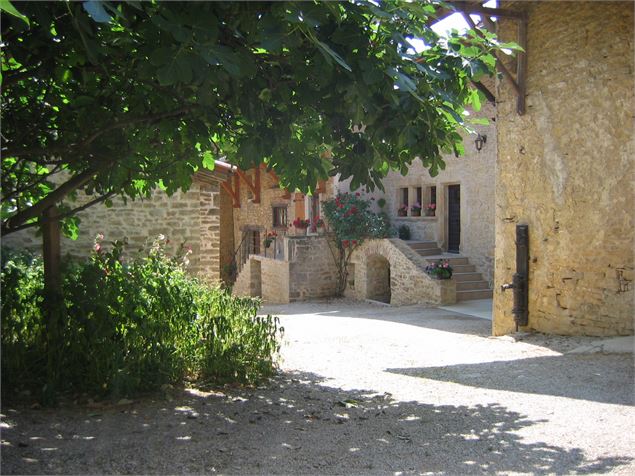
[448,185,461,253]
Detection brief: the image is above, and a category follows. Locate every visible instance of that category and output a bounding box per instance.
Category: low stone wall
[233,235,338,304]
[391,217,437,242]
[288,236,340,301]
[349,239,455,306]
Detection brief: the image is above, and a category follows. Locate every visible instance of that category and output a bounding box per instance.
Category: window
[272,206,288,228]
[400,188,409,206]
[415,187,422,206]
[430,186,437,206]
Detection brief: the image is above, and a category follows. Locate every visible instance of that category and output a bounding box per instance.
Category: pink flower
[355,192,360,197]
[342,240,349,248]
[94,243,101,253]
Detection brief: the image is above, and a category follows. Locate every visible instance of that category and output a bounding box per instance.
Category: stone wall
[349,239,455,306]
[3,175,224,283]
[338,103,497,285]
[288,236,340,301]
[493,2,634,336]
[232,235,338,304]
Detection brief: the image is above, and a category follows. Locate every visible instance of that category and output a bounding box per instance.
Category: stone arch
[366,254,391,303]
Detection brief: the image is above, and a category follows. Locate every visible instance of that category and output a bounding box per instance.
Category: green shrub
[1,248,47,392]
[1,236,283,400]
[398,224,411,240]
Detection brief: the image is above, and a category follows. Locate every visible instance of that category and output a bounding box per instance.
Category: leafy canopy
[1,1,501,237]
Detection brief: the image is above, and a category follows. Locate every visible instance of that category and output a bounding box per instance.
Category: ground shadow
[387,354,635,406]
[2,371,631,474]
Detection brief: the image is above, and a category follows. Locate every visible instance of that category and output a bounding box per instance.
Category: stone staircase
[406,241,493,302]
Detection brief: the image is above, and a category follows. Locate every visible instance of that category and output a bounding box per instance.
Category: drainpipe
[501,224,529,331]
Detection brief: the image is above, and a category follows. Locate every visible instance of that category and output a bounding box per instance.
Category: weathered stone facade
[336,103,497,285]
[493,2,634,335]
[348,239,456,306]
[3,171,227,283]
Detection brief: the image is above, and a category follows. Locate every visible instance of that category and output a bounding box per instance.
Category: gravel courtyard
[2,300,634,475]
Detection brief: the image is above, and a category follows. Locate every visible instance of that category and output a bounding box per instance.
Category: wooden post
[42,206,62,401]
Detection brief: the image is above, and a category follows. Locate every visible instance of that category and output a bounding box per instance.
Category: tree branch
[3,166,103,233]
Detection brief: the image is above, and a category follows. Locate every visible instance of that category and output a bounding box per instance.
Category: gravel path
[2,300,634,475]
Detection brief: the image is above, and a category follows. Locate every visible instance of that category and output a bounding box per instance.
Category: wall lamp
[475,133,487,152]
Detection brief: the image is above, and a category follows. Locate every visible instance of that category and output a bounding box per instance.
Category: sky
[409,0,498,52]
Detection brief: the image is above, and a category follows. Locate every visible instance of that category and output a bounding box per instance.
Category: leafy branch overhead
[1,1,505,237]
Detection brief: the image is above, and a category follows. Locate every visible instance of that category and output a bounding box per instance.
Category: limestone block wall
[232,235,338,303]
[2,177,223,283]
[287,236,339,301]
[349,239,455,306]
[494,2,634,336]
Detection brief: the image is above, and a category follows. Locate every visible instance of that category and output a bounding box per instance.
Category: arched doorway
[366,254,391,303]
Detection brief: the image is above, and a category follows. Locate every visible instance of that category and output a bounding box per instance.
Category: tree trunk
[42,206,62,402]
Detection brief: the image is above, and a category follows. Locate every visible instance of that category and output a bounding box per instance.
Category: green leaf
[316,41,352,72]
[0,0,29,26]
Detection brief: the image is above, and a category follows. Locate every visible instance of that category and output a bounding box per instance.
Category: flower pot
[425,210,435,217]
[295,227,307,236]
[398,210,407,217]
[411,209,421,217]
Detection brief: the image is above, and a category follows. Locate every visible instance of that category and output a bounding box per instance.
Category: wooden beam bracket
[236,168,260,204]
[221,174,241,208]
[456,5,528,115]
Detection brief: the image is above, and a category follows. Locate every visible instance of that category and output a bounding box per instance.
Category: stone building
[493,1,633,336]
[2,165,232,284]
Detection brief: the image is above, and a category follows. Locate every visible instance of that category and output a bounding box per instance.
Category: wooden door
[448,185,461,253]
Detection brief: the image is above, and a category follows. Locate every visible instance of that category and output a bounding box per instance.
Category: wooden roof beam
[235,168,260,204]
[221,174,241,208]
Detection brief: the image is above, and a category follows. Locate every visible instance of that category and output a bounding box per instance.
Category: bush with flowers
[322,192,390,295]
[424,259,453,279]
[1,235,282,402]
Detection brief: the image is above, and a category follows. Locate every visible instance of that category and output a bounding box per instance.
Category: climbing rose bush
[322,192,390,294]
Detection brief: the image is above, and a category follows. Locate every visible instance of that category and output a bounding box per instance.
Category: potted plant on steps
[424,259,453,279]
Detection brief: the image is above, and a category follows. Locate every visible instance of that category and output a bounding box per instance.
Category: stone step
[406,241,439,250]
[424,256,469,266]
[453,272,484,282]
[456,289,493,301]
[450,264,476,273]
[415,248,443,256]
[456,280,490,291]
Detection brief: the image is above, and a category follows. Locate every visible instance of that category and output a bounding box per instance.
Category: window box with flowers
[411,202,422,217]
[292,217,310,235]
[425,260,453,280]
[425,203,436,216]
[397,204,408,217]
